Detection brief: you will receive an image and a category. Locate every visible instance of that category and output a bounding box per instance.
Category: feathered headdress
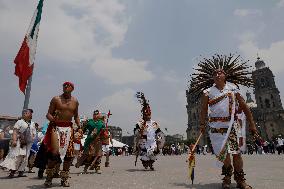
[136,92,151,120]
[188,54,254,97]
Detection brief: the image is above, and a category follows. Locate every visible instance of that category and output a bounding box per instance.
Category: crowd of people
[0,83,165,188]
[0,82,115,187]
[246,137,284,155]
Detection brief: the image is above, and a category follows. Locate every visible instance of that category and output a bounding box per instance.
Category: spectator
[0,129,4,162]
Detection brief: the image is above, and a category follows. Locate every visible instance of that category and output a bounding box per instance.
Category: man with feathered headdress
[134,92,165,170]
[189,54,259,189]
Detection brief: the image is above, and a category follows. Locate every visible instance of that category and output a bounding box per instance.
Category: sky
[1,0,284,137]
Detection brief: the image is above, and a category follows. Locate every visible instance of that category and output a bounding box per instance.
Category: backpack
[19,121,33,147]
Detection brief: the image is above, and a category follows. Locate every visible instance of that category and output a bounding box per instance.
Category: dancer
[44,82,80,187]
[189,54,259,189]
[134,92,165,170]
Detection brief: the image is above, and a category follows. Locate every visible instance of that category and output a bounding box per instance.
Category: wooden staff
[187,132,203,184]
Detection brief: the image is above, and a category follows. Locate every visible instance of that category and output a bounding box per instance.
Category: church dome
[255,57,266,70]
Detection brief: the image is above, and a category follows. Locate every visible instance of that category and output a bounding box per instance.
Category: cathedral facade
[186,57,284,143]
[251,58,284,140]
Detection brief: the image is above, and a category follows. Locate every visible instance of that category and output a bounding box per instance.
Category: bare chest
[56,98,77,111]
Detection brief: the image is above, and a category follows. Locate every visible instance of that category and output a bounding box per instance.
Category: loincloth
[43,121,74,161]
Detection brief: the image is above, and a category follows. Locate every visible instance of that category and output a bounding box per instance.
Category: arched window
[265,99,270,108]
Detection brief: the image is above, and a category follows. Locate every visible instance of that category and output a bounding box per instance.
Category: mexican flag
[14,0,44,93]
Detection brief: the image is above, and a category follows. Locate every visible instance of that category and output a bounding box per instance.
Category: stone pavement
[0,154,283,189]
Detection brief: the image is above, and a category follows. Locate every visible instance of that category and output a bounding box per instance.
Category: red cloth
[43,121,73,152]
[101,129,110,145]
[14,36,34,93]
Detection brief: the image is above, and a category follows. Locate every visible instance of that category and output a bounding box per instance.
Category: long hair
[188,54,254,97]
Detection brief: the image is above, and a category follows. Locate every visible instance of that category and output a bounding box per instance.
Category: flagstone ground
[0,154,283,189]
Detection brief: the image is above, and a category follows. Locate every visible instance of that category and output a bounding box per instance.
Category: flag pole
[14,0,44,112]
[23,74,33,111]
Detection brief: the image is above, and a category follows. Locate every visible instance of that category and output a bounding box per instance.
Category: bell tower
[252,57,284,140]
[252,57,283,111]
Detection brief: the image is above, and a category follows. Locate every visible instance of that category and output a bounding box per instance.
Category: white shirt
[278,138,283,146]
[14,119,37,144]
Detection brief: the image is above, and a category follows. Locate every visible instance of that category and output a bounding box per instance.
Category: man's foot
[95,169,102,174]
[75,163,80,168]
[142,160,149,169]
[61,180,70,187]
[105,162,110,167]
[221,165,232,189]
[149,160,155,171]
[38,169,44,179]
[44,168,55,187]
[8,170,16,178]
[89,165,95,170]
[222,183,231,189]
[28,169,35,173]
[53,172,60,178]
[236,182,252,189]
[234,170,252,189]
[44,180,52,188]
[18,171,27,177]
[95,166,102,174]
[60,171,70,187]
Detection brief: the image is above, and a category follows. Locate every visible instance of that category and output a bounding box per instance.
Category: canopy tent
[81,135,128,148]
[110,139,128,148]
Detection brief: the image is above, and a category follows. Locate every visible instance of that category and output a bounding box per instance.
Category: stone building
[108,125,122,142]
[122,135,134,147]
[251,57,284,140]
[185,91,209,146]
[0,115,19,131]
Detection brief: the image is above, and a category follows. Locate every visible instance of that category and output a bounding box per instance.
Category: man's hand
[12,140,17,147]
[249,127,258,135]
[200,125,206,134]
[249,127,261,141]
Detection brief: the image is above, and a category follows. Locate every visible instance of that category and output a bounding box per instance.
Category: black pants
[34,143,48,170]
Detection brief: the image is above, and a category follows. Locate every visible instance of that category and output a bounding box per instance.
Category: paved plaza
[0,154,283,189]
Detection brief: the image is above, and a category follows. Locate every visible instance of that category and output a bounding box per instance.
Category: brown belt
[209,116,231,122]
[209,127,228,135]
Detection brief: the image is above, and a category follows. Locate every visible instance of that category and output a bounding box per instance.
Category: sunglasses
[63,84,72,87]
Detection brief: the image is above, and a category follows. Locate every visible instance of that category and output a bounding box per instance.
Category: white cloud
[238,31,257,42]
[92,57,154,84]
[177,90,187,106]
[234,9,262,17]
[238,33,284,73]
[277,0,284,7]
[0,0,152,85]
[162,70,179,83]
[96,88,141,133]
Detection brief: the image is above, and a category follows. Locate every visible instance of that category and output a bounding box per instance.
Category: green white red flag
[14,0,44,93]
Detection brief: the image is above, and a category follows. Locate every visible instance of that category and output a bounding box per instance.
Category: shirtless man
[44,82,80,187]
